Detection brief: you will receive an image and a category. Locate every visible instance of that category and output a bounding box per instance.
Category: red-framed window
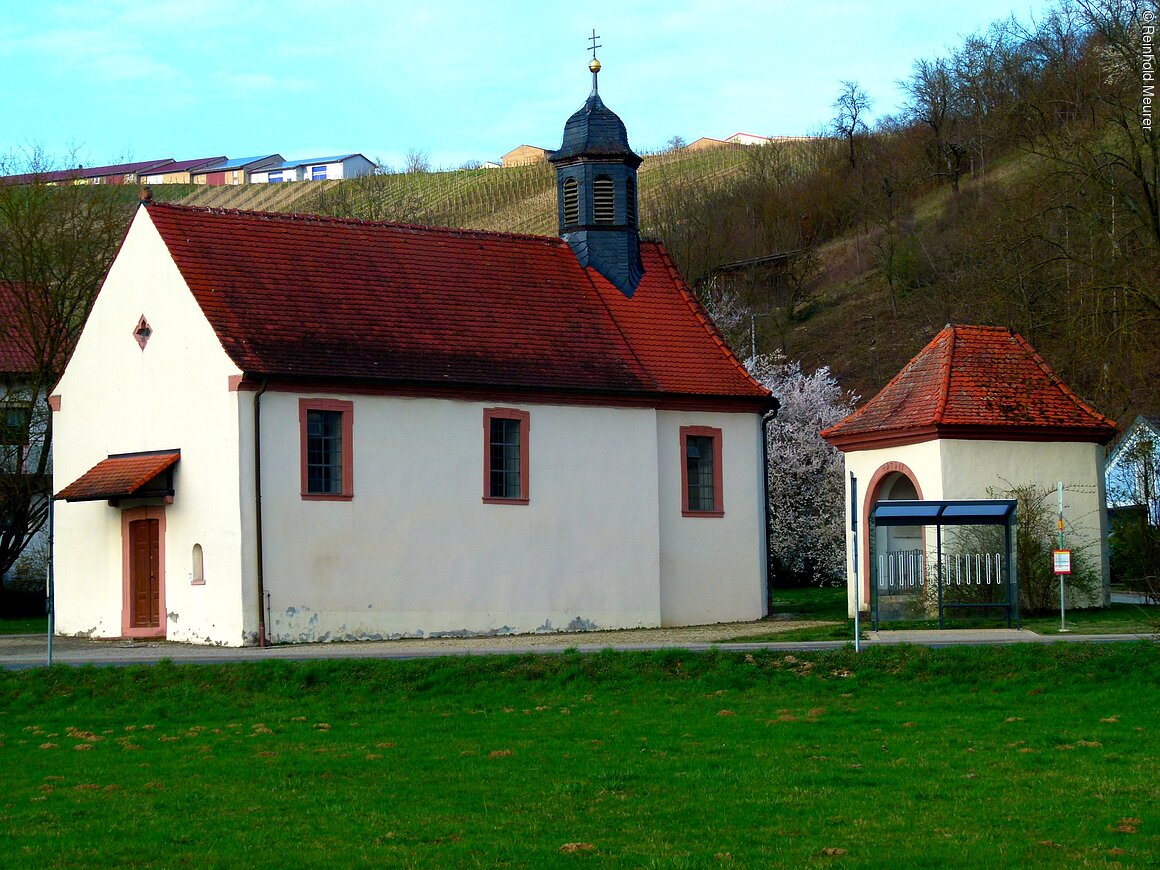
[483,407,529,505]
[680,425,724,517]
[299,398,354,500]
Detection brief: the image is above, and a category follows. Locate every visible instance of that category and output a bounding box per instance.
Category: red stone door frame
[859,461,925,611]
[121,506,167,638]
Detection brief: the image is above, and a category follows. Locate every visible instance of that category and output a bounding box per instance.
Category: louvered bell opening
[593,175,615,223]
[626,177,637,227]
[563,177,579,226]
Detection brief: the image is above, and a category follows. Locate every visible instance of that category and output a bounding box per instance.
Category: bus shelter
[869,499,1018,630]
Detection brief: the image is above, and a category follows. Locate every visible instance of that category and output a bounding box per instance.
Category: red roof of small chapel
[821,324,1116,450]
[142,203,770,409]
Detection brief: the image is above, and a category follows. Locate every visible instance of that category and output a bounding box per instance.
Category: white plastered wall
[940,439,1110,604]
[258,394,665,641]
[839,437,1111,615]
[52,207,248,644]
[656,410,766,626]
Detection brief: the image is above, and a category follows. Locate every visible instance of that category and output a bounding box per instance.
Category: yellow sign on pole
[1053,549,1072,575]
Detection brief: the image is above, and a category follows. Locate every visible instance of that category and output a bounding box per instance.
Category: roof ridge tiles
[579,263,658,392]
[820,326,942,439]
[652,243,769,397]
[146,201,566,247]
[933,323,955,424]
[1009,328,1116,429]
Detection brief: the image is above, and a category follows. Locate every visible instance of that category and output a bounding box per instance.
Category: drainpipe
[760,408,777,615]
[46,498,54,666]
[253,377,269,647]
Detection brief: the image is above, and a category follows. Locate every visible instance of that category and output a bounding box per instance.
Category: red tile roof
[1,159,173,186]
[144,157,227,175]
[821,324,1116,449]
[56,450,180,502]
[0,282,37,374]
[142,203,770,406]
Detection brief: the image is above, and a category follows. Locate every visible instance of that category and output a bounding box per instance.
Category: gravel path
[0,618,831,666]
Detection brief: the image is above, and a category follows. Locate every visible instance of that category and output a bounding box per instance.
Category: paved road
[1,625,1153,669]
[1112,591,1155,604]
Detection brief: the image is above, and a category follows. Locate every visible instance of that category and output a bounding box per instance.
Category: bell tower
[547,36,644,297]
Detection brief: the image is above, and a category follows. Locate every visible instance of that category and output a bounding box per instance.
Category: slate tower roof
[550,62,643,167]
[548,55,645,297]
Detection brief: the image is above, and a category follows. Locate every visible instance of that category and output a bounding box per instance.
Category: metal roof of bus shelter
[871,499,1017,527]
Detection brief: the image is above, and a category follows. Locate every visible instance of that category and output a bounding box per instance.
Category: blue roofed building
[251,154,376,183]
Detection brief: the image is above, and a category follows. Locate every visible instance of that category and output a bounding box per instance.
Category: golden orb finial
[588,57,601,74]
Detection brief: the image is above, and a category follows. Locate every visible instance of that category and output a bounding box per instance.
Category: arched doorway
[863,462,926,618]
[878,472,921,557]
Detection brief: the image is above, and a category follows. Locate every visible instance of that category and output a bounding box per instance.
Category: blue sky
[1,0,1051,172]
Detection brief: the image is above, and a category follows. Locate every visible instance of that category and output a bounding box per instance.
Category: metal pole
[937,523,944,629]
[46,498,54,666]
[749,313,757,361]
[1058,481,1069,632]
[851,473,860,652]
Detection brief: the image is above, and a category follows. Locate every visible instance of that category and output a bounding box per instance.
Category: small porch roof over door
[55,450,180,503]
[872,499,1017,527]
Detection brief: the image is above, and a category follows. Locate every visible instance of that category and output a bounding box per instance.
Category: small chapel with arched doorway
[822,324,1117,620]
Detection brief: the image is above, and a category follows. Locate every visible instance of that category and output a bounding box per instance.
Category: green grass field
[0,617,48,636]
[1,645,1156,866]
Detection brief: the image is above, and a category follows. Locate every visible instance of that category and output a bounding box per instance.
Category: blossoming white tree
[748,354,857,586]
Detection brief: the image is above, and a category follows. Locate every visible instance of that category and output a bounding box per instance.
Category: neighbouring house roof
[269,154,370,169]
[2,159,173,185]
[501,145,549,165]
[1106,415,1160,470]
[686,137,728,150]
[821,324,1117,450]
[141,203,770,407]
[55,449,180,502]
[724,132,773,144]
[195,155,282,172]
[144,157,227,175]
[502,145,547,156]
[0,282,37,374]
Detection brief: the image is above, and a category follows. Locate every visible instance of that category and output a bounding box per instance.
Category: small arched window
[593,175,615,224]
[626,177,637,227]
[563,178,579,226]
[191,543,205,585]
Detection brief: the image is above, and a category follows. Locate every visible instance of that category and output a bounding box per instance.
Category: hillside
[179,143,765,237]
[171,133,1156,428]
[33,3,1157,430]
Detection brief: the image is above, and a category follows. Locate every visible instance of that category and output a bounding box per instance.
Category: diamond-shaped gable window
[134,315,153,350]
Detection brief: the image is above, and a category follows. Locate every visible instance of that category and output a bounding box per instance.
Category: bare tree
[404,148,431,174]
[832,80,872,170]
[1013,0,1160,316]
[0,150,132,612]
[904,57,971,191]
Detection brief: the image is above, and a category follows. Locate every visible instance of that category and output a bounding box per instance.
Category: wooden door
[129,518,160,628]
